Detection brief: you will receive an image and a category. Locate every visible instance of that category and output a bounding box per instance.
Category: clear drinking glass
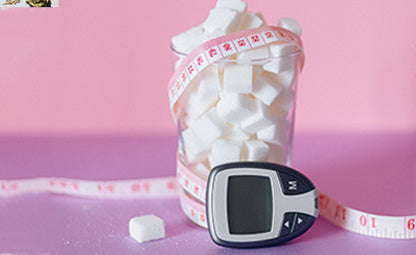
[171,45,303,182]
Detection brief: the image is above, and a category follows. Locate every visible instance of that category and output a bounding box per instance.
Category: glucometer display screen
[227,176,272,234]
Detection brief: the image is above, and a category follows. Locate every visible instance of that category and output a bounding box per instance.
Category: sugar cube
[202,8,241,34]
[223,125,251,142]
[264,69,297,89]
[278,17,302,36]
[129,215,165,243]
[217,93,256,125]
[242,140,269,161]
[194,162,211,181]
[270,89,295,116]
[252,74,284,106]
[240,100,275,134]
[223,63,253,93]
[239,12,265,30]
[181,128,208,163]
[191,107,230,147]
[209,139,242,168]
[237,46,269,61]
[256,118,289,145]
[171,26,209,55]
[215,0,247,14]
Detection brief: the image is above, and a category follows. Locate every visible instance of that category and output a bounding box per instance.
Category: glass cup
[171,44,303,182]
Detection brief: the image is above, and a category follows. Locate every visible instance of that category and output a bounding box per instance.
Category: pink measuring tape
[167,25,416,240]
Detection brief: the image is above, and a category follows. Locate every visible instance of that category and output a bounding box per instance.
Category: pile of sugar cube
[171,0,302,181]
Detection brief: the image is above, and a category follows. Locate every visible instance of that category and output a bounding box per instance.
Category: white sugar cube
[270,89,295,116]
[208,28,227,40]
[217,93,256,125]
[263,44,297,74]
[181,128,208,163]
[257,118,289,145]
[239,12,265,30]
[254,12,266,24]
[242,140,269,161]
[263,56,295,74]
[209,139,242,168]
[224,125,251,142]
[192,107,229,147]
[240,100,275,134]
[202,8,241,34]
[194,162,211,181]
[252,74,284,106]
[129,215,165,243]
[269,43,296,57]
[223,63,253,93]
[268,144,287,164]
[215,0,247,14]
[171,26,209,55]
[237,46,269,60]
[185,68,222,121]
[278,17,302,37]
[264,69,296,89]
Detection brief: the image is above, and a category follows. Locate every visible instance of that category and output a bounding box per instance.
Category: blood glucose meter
[206,162,319,248]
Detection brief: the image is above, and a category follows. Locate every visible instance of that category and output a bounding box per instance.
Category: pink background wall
[0,0,415,135]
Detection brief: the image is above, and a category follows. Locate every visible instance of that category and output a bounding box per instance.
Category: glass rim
[170,44,303,64]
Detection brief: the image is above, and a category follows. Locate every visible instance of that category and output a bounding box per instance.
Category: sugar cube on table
[223,63,253,93]
[278,17,302,36]
[129,215,165,243]
[202,8,241,34]
[241,140,269,161]
[209,139,242,168]
[217,93,256,125]
[215,0,247,14]
[252,74,284,106]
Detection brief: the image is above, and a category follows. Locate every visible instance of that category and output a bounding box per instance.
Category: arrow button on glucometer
[279,212,295,237]
[293,213,313,233]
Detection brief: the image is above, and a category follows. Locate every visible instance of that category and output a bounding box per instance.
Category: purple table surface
[0,133,415,255]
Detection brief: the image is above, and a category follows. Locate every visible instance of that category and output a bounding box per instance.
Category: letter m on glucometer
[206,162,319,248]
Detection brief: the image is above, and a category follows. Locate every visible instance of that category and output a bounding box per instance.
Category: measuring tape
[1,170,414,240]
[167,25,416,239]
[176,158,416,239]
[168,25,303,122]
[0,177,179,198]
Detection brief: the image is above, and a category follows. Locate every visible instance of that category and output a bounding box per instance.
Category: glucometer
[206,162,319,248]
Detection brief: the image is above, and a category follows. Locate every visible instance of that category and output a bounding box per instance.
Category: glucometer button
[279,212,295,237]
[278,172,309,195]
[294,213,310,232]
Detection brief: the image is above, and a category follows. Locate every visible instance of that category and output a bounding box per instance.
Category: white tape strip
[0,177,179,198]
[176,159,416,239]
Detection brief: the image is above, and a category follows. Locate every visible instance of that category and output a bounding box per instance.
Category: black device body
[206,162,319,248]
